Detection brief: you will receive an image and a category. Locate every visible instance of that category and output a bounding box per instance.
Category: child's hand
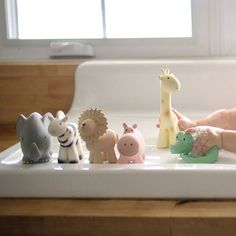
[157,108,196,130]
[185,126,223,156]
[172,108,197,130]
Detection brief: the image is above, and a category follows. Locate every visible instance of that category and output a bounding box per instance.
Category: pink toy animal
[117,123,145,164]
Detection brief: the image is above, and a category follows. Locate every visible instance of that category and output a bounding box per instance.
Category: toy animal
[16,112,52,164]
[78,108,117,164]
[117,123,145,164]
[48,111,83,163]
[170,131,219,163]
[157,68,181,148]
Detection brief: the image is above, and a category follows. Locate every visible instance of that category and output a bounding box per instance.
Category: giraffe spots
[164,111,170,116]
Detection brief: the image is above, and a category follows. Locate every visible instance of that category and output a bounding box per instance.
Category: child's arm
[173,108,236,131]
[221,130,236,153]
[197,109,236,130]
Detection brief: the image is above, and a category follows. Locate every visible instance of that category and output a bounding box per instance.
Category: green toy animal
[170,131,218,163]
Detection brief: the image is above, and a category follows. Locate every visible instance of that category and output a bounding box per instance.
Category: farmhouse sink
[1,59,236,198]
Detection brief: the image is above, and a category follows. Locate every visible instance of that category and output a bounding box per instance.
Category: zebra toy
[48,111,83,163]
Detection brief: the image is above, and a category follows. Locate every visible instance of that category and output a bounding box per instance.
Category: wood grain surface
[0,61,84,124]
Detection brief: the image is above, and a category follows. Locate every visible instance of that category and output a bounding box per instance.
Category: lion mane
[78,108,108,143]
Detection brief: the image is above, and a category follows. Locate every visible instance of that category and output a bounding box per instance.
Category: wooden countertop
[1,124,236,236]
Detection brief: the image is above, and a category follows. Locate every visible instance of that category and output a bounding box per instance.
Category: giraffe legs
[157,128,169,148]
[157,124,179,148]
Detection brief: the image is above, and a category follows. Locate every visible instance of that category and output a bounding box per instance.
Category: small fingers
[185,127,218,156]
[201,129,220,153]
[201,140,211,155]
[178,119,187,131]
[172,108,183,120]
[185,127,198,134]
[192,132,209,156]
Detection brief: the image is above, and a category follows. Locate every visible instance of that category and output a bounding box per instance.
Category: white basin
[1,59,236,198]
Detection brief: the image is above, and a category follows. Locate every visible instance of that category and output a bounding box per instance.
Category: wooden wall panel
[0,62,83,125]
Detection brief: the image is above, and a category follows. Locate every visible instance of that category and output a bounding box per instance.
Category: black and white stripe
[57,124,78,148]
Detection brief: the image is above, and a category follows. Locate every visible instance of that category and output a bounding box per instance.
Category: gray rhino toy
[16,112,53,164]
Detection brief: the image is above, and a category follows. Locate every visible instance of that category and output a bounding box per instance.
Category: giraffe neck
[160,89,172,114]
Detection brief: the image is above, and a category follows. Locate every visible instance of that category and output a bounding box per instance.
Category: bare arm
[173,108,236,131]
[196,109,236,130]
[221,130,236,153]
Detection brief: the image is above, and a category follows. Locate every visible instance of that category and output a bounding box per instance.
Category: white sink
[1,59,236,198]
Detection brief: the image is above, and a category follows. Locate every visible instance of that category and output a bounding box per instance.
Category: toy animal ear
[56,110,65,119]
[16,114,27,139]
[165,68,170,75]
[159,69,165,80]
[132,124,137,129]
[123,123,128,129]
[43,112,54,127]
[61,116,68,123]
[48,116,54,121]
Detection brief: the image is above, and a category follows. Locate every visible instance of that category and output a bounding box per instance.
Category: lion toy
[78,108,118,164]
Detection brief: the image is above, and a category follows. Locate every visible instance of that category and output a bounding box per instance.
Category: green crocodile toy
[170,131,218,163]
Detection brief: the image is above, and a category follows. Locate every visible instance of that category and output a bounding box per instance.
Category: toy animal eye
[60,122,62,126]
[125,129,128,132]
[183,138,186,141]
[176,135,178,139]
[167,77,170,79]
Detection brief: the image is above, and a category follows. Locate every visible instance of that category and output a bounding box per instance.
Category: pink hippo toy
[117,123,145,164]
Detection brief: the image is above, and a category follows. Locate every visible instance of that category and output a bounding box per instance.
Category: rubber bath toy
[48,111,84,164]
[16,112,52,164]
[170,131,218,163]
[117,123,145,164]
[78,108,118,164]
[157,68,181,149]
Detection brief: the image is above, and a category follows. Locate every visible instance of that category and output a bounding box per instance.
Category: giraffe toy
[157,68,181,148]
